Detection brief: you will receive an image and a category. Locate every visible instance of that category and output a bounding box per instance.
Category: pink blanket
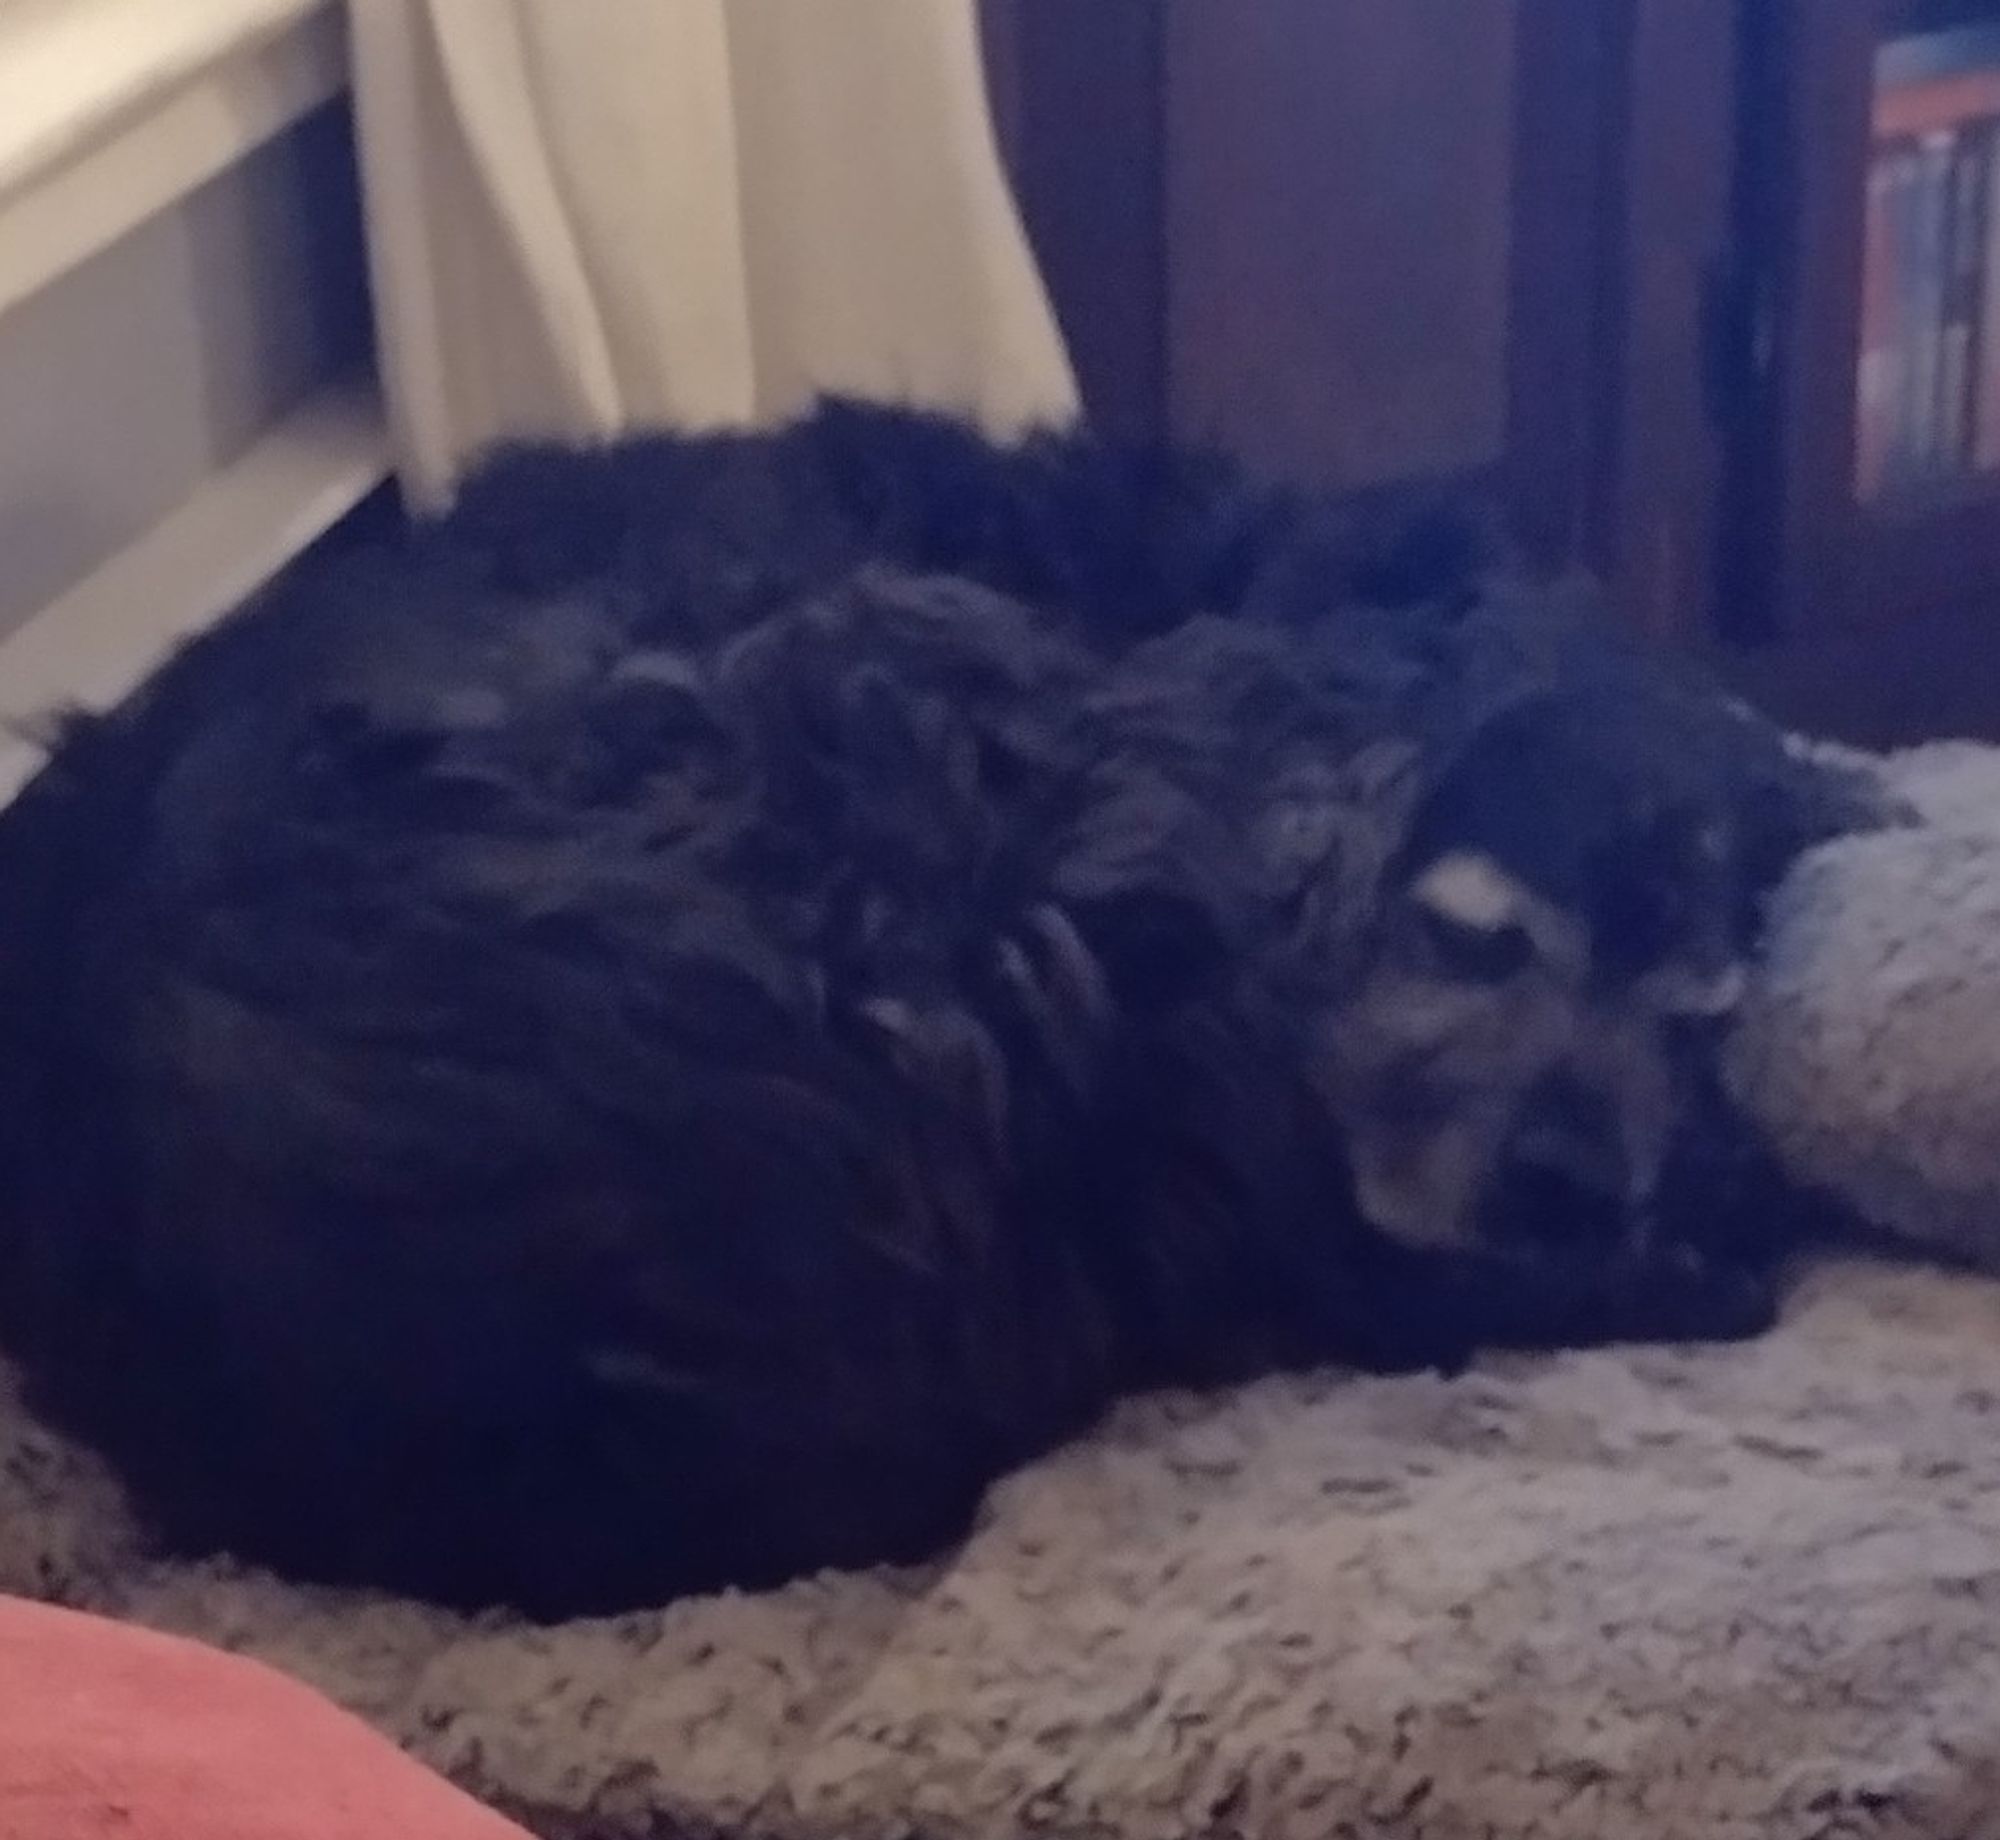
[0,1595,529,1839]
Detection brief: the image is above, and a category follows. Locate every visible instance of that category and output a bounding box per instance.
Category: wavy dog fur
[0,403,1864,1616]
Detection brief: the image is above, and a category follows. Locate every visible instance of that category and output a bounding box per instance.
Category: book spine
[1883,140,1925,489]
[1939,123,1987,474]
[1856,144,1904,501]
[1978,124,2000,471]
[1903,131,1956,482]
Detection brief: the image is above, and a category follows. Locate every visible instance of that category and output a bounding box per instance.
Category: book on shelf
[1944,122,1989,469]
[1856,30,2000,504]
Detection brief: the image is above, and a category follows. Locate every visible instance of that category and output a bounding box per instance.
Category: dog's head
[1285,653,1847,1264]
[1020,585,1863,1278]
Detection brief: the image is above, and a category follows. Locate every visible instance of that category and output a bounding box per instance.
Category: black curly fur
[0,402,1866,1617]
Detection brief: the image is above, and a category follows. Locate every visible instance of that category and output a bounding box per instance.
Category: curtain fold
[348,0,1079,508]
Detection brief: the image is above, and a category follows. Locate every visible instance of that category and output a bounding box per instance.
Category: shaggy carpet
[2,1254,1998,1840]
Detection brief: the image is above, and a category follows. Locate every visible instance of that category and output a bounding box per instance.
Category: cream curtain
[348,0,1080,509]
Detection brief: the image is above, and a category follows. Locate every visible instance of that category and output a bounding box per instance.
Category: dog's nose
[1479,1074,1631,1249]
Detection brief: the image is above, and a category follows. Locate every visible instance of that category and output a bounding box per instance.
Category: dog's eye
[1417,906,1535,983]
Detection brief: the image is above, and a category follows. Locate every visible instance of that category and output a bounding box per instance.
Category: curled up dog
[0,404,1872,1617]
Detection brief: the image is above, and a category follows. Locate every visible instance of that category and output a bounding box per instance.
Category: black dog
[0,402,1865,1617]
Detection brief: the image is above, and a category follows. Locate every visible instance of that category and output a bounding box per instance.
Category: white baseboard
[0,373,391,807]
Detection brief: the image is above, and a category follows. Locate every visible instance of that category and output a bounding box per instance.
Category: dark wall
[1163,0,1521,491]
[983,1,1739,648]
[981,0,1166,443]
[986,0,1525,489]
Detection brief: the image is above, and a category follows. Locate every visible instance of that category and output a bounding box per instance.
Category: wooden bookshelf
[1741,1,2000,664]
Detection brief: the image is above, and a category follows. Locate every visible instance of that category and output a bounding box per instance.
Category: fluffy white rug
[3,743,1999,1838]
